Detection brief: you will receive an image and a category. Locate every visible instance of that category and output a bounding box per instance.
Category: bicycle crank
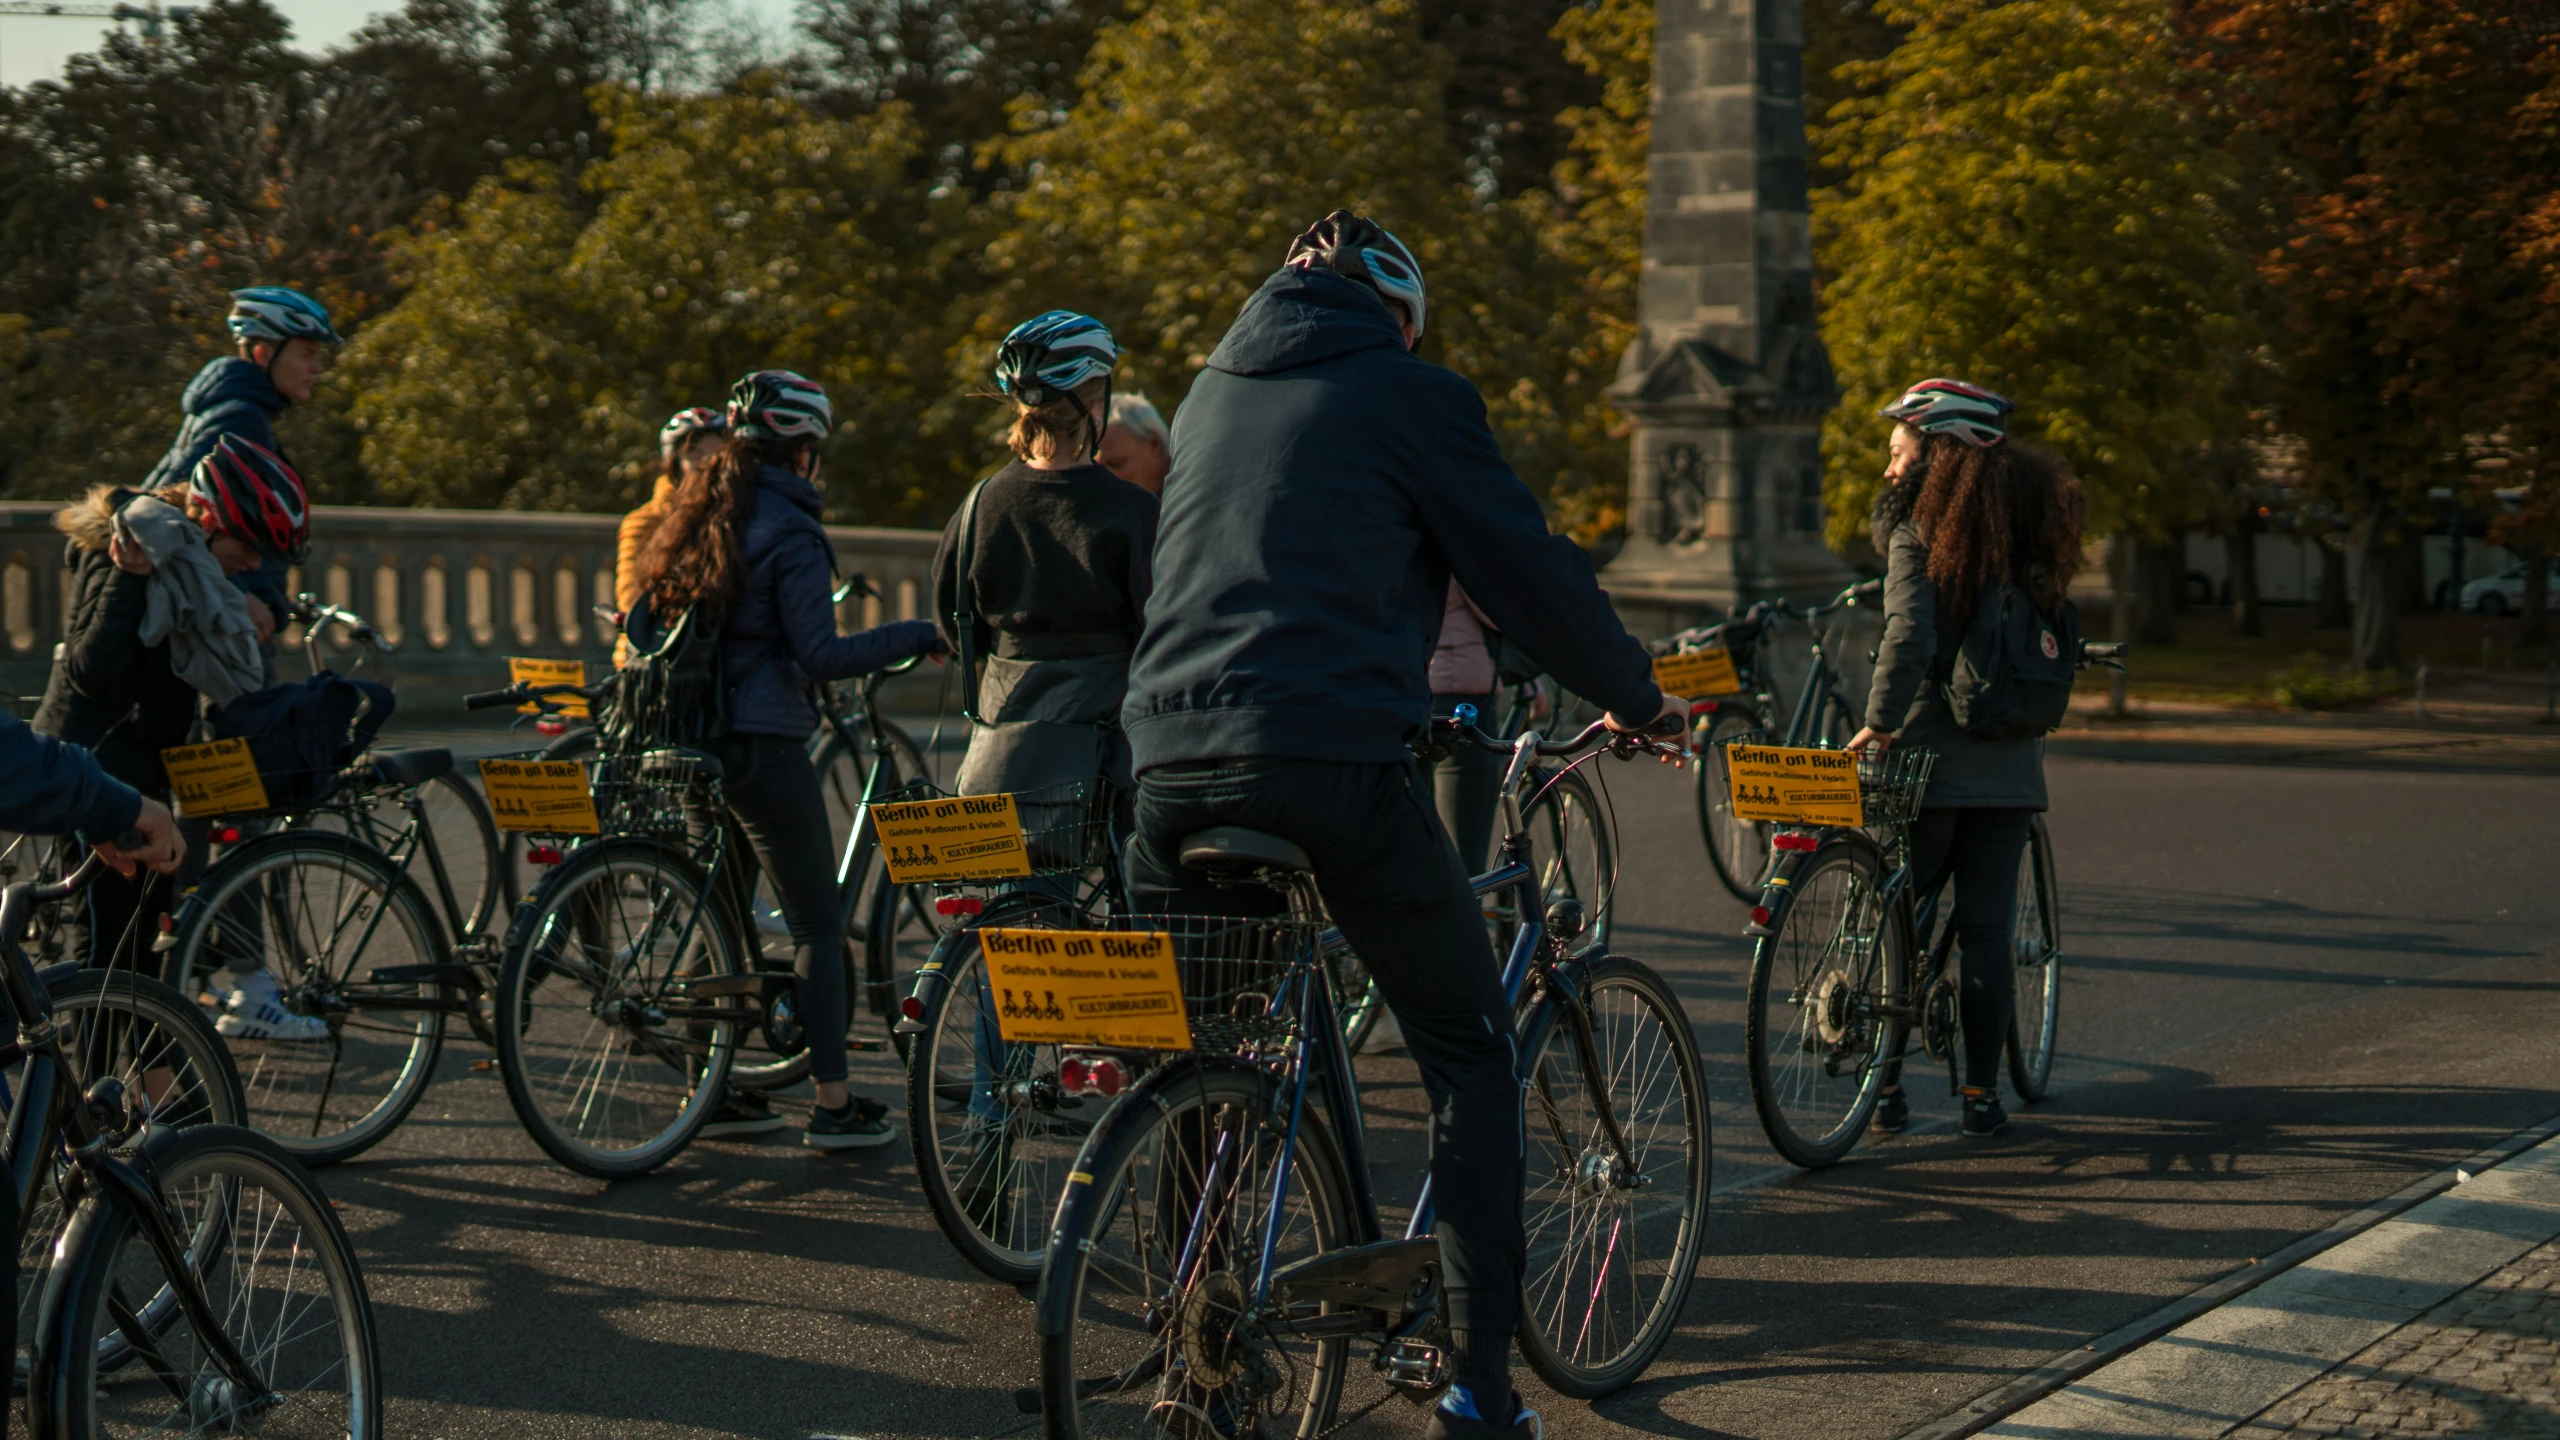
[1921,976,1959,1064]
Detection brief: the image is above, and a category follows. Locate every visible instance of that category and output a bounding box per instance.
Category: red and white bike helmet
[1879,378,2015,449]
[190,435,311,564]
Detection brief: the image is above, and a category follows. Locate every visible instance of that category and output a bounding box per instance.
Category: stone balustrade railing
[0,503,942,706]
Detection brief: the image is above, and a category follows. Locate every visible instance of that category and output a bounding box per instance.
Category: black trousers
[713,735,851,1086]
[1906,807,2034,1090]
[1127,757,1524,1343]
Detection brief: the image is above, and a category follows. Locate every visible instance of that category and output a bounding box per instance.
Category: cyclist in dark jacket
[141,287,343,628]
[630,369,942,1148]
[1848,379,2086,1140]
[0,709,180,873]
[1122,211,1681,1440]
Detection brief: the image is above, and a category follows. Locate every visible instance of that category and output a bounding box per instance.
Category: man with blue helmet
[1122,211,1684,1440]
[133,286,346,634]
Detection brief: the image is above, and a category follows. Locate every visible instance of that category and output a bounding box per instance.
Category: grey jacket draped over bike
[931,460,1158,797]
[1865,520,2048,809]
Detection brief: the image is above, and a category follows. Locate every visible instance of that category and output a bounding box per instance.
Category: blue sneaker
[1424,1388,1540,1439]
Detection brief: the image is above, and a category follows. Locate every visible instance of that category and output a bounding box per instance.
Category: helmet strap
[1061,376,1111,464]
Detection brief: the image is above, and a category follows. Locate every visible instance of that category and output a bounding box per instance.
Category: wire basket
[587,752,703,838]
[917,779,1117,895]
[1858,747,1937,827]
[1120,912,1328,1053]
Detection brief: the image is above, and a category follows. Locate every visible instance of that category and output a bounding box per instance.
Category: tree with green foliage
[978,0,1592,523]
[1816,0,2257,570]
[339,81,972,518]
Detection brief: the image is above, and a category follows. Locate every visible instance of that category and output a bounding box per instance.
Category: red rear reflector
[1750,905,1772,927]
[1772,833,1819,852]
[933,895,983,917]
[528,844,564,866]
[157,914,176,933]
[1689,700,1718,715]
[212,826,242,845]
[899,996,925,1021]
[1060,1053,1128,1098]
[535,718,567,737]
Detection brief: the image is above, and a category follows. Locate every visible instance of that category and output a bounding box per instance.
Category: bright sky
[0,0,801,89]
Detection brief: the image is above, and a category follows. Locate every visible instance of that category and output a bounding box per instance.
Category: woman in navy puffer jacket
[629,369,943,1149]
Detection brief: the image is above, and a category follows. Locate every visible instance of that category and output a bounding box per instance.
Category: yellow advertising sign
[161,739,268,819]
[1654,645,1741,697]
[874,793,1032,884]
[477,759,602,835]
[1725,744,1864,827]
[508,657,589,718]
[980,928,1192,1050]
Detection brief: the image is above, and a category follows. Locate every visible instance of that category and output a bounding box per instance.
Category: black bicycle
[1,857,380,1437]
[1666,580,1881,902]
[1740,640,2123,1168]
[1034,715,1711,1436]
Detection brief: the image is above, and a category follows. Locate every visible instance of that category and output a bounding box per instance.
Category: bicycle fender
[1746,828,1885,939]
[1031,1054,1282,1340]
[27,1164,113,1435]
[893,926,981,1035]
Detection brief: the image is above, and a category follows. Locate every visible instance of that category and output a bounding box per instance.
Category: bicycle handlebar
[464,677,617,712]
[289,594,395,655]
[2080,640,2129,672]
[1435,711,1685,761]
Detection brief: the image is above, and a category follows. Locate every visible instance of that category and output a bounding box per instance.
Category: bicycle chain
[1309,1389,1400,1440]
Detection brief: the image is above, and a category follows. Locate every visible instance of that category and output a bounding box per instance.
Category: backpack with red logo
[1938,574,2080,741]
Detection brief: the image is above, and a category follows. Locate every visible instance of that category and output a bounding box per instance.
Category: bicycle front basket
[1128,912,1327,1054]
[1859,747,1937,827]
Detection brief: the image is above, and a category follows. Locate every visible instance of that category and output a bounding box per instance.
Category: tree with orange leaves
[2178,0,2553,670]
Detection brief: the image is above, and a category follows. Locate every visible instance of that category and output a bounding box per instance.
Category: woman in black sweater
[932,311,1157,802]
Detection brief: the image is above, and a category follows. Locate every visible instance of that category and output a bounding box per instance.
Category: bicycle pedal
[1372,1338,1446,1395]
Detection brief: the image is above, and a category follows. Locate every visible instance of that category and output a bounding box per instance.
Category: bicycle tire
[864,859,947,1063]
[1743,832,1906,1168]
[310,771,509,943]
[1519,764,1616,947]
[162,833,451,1166]
[906,912,1095,1286]
[1515,955,1711,1398]
[495,836,743,1179]
[1694,706,1772,902]
[33,1122,381,1439]
[816,720,937,1058]
[1037,1061,1355,1440]
[2007,814,2062,1102]
[14,968,248,1392]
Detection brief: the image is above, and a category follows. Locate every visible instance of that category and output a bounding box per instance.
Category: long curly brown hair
[1900,433,2087,619]
[632,433,801,618]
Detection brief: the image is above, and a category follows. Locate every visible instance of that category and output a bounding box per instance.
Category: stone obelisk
[1603,0,1853,631]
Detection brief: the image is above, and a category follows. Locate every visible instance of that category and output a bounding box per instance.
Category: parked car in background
[2460,559,2560,615]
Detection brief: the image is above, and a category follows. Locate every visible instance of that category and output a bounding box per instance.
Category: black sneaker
[1960,1088,2008,1138]
[1423,1390,1541,1440]
[698,1088,787,1139]
[804,1094,896,1150]
[1871,1089,1909,1134]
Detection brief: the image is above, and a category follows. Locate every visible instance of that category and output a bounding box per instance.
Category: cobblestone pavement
[2231,1238,2560,1439]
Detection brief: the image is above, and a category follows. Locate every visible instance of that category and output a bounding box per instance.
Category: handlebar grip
[112,829,146,851]
[1634,713,1687,738]
[463,688,520,711]
[2081,641,2129,660]
[1850,579,1884,602]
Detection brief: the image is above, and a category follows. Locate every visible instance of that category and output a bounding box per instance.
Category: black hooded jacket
[1122,267,1657,770]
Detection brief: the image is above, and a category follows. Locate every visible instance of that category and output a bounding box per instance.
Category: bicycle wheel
[1743,834,1905,1168]
[163,835,451,1166]
[1516,956,1710,1397]
[310,773,509,942]
[1694,706,1772,902]
[2007,814,2062,1102]
[864,860,951,1052]
[1038,1063,1355,1440]
[14,969,248,1390]
[907,924,1099,1285]
[1520,764,1615,947]
[36,1123,380,1439]
[495,837,743,1179]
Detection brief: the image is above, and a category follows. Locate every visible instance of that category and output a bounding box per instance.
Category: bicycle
[1667,579,1882,902]
[1033,714,1712,1436]
[1739,639,2125,1168]
[0,857,380,1437]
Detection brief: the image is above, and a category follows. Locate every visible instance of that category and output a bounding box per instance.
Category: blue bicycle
[1032,715,1710,1436]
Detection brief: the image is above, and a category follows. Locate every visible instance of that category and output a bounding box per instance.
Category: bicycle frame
[0,867,276,1414]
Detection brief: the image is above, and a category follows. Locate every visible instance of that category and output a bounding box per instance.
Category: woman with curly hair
[1848,378,2087,1139]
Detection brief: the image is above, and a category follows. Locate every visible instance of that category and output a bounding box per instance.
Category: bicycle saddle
[640,747,723,782]
[361,748,453,787]
[1179,827,1313,875]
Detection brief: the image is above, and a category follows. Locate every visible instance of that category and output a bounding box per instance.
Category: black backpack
[1938,576,2080,741]
[604,596,726,752]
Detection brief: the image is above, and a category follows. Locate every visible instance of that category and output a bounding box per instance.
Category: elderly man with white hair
[1096,391,1170,494]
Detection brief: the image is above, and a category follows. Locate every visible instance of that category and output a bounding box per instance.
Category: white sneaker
[215,971,328,1042]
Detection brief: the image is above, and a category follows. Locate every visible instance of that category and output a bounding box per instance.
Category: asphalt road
[300,753,2560,1440]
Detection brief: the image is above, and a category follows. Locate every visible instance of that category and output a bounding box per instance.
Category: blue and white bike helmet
[1285,210,1427,345]
[993,311,1118,408]
[995,311,1118,457]
[226,286,344,347]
